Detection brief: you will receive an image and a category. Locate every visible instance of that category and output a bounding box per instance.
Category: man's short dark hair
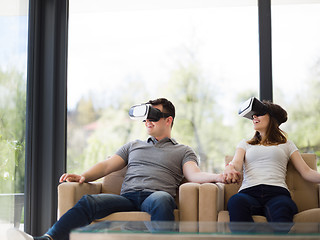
[147,98,175,127]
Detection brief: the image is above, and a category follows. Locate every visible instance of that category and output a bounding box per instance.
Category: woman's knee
[227,193,251,211]
[227,193,259,222]
[265,196,298,222]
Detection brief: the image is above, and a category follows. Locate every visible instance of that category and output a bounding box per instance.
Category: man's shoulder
[119,139,146,149]
[126,139,148,146]
[171,141,197,155]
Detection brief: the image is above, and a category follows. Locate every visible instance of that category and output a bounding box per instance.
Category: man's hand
[223,166,242,184]
[216,173,227,183]
[59,173,86,183]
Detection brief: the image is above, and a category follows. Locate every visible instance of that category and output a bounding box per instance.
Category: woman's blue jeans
[46,191,176,240]
[227,184,298,222]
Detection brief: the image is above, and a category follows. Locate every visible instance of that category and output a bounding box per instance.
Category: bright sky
[1,1,320,123]
[67,1,320,124]
[67,1,260,116]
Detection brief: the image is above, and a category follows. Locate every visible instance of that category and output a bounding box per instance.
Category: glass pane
[67,1,258,174]
[0,1,28,237]
[272,1,320,162]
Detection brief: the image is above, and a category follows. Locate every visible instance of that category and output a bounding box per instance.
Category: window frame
[25,0,272,234]
[25,0,68,235]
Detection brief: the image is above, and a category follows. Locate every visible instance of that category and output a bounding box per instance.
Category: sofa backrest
[224,153,318,212]
[101,166,127,194]
[287,153,318,212]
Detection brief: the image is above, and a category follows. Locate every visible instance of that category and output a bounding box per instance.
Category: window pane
[272,1,320,158]
[67,1,258,174]
[0,0,28,237]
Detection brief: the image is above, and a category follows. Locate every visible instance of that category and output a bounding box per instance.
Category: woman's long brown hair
[247,102,287,146]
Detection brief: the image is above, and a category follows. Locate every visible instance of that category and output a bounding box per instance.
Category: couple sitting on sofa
[8,97,320,240]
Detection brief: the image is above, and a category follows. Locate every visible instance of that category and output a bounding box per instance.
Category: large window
[0,0,28,237]
[272,1,320,157]
[67,1,259,173]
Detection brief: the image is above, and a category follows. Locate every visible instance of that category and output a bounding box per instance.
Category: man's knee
[142,191,175,221]
[142,191,176,213]
[78,194,93,204]
[76,194,99,212]
[148,191,175,207]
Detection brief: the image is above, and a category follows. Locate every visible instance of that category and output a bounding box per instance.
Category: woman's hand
[223,148,245,184]
[59,173,86,183]
[223,165,242,184]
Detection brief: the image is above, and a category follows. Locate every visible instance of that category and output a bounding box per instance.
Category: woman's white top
[237,139,298,192]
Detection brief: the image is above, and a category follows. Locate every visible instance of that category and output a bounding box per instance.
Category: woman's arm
[290,151,320,183]
[223,148,245,184]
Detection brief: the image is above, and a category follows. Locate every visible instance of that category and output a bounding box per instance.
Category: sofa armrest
[215,183,225,212]
[58,182,102,219]
[199,183,224,221]
[178,182,200,221]
[318,184,320,207]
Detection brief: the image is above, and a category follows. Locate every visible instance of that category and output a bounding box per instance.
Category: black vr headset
[129,104,171,122]
[238,97,268,120]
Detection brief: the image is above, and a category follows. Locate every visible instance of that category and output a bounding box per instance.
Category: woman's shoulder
[237,139,249,149]
[278,139,298,154]
[281,139,296,147]
[286,139,298,148]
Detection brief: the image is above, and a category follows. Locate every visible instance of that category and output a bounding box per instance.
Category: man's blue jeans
[46,191,176,240]
[227,184,298,222]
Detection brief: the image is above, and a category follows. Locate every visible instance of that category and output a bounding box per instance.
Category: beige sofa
[199,153,320,222]
[58,166,200,222]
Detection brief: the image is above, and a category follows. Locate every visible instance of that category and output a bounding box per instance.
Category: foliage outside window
[272,2,320,166]
[67,2,259,174]
[0,1,28,236]
[67,1,320,177]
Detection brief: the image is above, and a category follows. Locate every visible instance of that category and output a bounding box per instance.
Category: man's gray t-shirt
[115,136,199,197]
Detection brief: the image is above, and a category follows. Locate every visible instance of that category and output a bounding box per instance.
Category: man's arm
[182,161,225,183]
[59,154,126,183]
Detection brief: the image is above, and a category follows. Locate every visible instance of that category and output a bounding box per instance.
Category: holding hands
[223,148,245,184]
[223,163,242,184]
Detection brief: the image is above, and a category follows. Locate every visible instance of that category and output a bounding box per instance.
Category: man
[8,98,224,240]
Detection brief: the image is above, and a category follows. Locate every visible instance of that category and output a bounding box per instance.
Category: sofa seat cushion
[95,211,151,222]
[217,210,229,222]
[293,208,320,222]
[94,209,180,222]
[218,210,267,222]
[218,209,320,223]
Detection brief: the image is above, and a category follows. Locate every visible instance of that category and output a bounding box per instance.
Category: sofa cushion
[94,209,180,222]
[218,210,267,222]
[293,208,320,222]
[286,154,318,212]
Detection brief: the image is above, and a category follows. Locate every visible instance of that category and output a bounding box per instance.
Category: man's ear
[166,116,173,127]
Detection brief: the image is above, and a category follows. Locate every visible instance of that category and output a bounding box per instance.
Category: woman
[224,100,320,223]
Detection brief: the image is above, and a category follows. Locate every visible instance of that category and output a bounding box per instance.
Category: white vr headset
[129,104,171,122]
[238,97,268,120]
[130,98,267,122]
